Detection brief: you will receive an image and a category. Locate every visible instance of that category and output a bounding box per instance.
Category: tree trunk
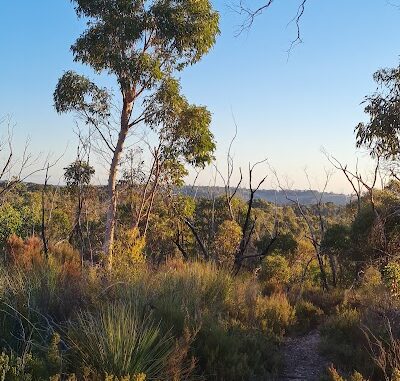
[103,98,133,267]
[327,252,337,287]
[316,250,329,291]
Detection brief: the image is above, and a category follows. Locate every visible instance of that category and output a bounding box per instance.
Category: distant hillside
[179,186,350,206]
[5,182,349,206]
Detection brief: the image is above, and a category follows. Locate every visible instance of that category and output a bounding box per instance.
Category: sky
[1,0,400,193]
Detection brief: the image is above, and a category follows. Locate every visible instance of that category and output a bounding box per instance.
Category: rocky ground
[277,330,330,381]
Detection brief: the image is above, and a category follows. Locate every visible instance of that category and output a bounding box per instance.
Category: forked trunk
[103,98,133,268]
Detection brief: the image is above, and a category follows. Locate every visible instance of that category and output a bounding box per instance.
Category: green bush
[66,302,174,379]
[259,255,291,293]
[302,287,345,315]
[115,260,283,380]
[0,203,22,250]
[383,262,400,296]
[255,293,294,339]
[195,320,281,380]
[320,308,370,375]
[294,300,324,333]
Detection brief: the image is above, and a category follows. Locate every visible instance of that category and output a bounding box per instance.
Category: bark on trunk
[327,252,337,288]
[316,250,329,291]
[103,98,133,267]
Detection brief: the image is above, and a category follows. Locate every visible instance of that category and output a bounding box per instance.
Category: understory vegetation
[2,179,400,380]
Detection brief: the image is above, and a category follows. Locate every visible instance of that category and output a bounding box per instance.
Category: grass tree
[54,0,219,266]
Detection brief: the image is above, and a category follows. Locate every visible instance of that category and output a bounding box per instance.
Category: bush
[383,262,400,297]
[322,365,369,381]
[66,302,175,379]
[115,261,283,380]
[320,308,370,375]
[302,287,345,315]
[0,203,22,249]
[255,293,294,339]
[194,321,281,380]
[360,266,382,290]
[212,220,242,267]
[111,228,146,281]
[0,257,285,381]
[0,334,75,381]
[6,234,43,269]
[294,300,324,333]
[259,255,291,293]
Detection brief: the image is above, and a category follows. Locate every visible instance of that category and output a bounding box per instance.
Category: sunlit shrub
[383,262,400,297]
[212,220,242,267]
[117,261,282,380]
[6,234,43,269]
[0,351,33,381]
[322,365,369,381]
[66,302,174,379]
[0,332,72,381]
[255,293,294,338]
[361,266,382,289]
[111,228,146,280]
[0,203,22,248]
[50,242,82,281]
[259,254,291,293]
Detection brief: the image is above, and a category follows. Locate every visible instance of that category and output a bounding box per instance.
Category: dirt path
[277,330,329,381]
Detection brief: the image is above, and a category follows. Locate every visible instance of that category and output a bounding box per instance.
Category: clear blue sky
[1,0,399,192]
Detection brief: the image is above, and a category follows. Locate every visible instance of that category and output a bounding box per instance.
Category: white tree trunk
[103,99,133,267]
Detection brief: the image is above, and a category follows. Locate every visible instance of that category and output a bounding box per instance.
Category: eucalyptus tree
[356,65,400,160]
[54,0,219,265]
[64,159,95,259]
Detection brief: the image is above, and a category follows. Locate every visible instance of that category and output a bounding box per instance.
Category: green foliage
[54,71,110,118]
[255,293,294,338]
[64,160,95,190]
[259,254,291,292]
[320,308,369,375]
[322,224,351,254]
[70,0,219,75]
[356,65,400,158]
[258,233,298,257]
[0,203,22,247]
[145,77,216,168]
[111,228,146,280]
[66,303,174,379]
[294,300,324,334]
[212,219,242,266]
[383,262,400,296]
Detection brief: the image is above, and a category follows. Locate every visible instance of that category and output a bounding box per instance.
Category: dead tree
[324,151,363,215]
[235,0,308,52]
[325,152,386,250]
[273,168,331,290]
[41,164,50,257]
[0,116,53,204]
[233,160,270,272]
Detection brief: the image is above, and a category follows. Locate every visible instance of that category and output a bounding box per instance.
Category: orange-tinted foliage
[6,234,43,269]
